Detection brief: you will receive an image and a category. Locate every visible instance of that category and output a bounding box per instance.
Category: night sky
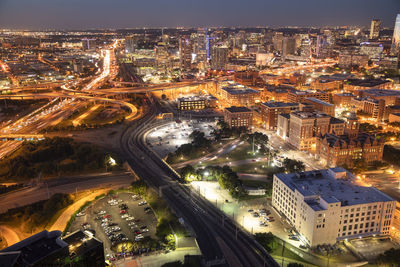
[0,0,399,29]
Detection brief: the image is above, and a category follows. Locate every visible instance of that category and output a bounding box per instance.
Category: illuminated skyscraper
[179,36,192,70]
[369,19,381,39]
[391,14,400,55]
[196,28,207,64]
[211,46,228,70]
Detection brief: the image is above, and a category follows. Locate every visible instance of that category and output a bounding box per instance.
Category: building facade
[304,97,335,117]
[369,19,381,39]
[287,90,329,103]
[260,101,299,130]
[272,168,396,246]
[288,111,331,151]
[391,14,400,55]
[224,106,253,128]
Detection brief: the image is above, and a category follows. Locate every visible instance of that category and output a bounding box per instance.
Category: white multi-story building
[272,167,395,246]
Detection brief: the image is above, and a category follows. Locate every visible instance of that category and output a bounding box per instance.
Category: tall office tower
[282,37,296,59]
[81,38,96,51]
[196,28,208,65]
[125,36,137,53]
[315,35,326,58]
[179,36,192,70]
[272,32,284,51]
[300,38,312,58]
[391,14,400,55]
[369,19,381,39]
[211,46,229,70]
[155,43,169,71]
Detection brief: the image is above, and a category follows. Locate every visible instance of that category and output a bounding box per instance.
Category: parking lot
[69,192,158,258]
[146,118,217,157]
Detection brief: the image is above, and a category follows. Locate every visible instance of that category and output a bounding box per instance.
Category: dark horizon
[0,0,399,30]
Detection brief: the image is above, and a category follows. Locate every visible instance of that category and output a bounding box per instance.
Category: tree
[189,131,210,147]
[377,248,400,265]
[283,158,305,173]
[383,145,400,167]
[254,232,276,253]
[180,165,200,182]
[131,180,148,195]
[246,132,269,147]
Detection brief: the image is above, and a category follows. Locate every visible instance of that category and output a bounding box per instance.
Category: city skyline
[0,0,399,29]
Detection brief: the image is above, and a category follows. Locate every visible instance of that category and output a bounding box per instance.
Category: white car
[121,214,129,219]
[138,201,147,206]
[126,216,135,221]
[98,210,106,215]
[135,235,144,241]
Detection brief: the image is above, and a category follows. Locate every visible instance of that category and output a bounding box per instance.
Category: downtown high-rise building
[282,37,296,59]
[179,36,192,71]
[391,14,400,55]
[369,19,381,39]
[211,46,229,70]
[196,28,208,65]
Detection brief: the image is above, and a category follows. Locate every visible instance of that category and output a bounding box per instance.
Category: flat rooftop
[62,230,103,258]
[290,90,327,96]
[261,101,299,108]
[178,94,217,101]
[363,89,400,97]
[0,230,68,266]
[225,106,252,113]
[275,168,394,209]
[347,79,391,87]
[222,86,260,95]
[306,97,334,107]
[291,110,330,119]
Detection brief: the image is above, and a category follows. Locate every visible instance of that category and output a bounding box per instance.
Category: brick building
[224,106,253,128]
[260,101,299,130]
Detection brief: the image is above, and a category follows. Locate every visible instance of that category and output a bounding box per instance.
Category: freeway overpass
[0,92,139,120]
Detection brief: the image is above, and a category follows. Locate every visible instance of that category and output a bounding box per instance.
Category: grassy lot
[231,162,270,174]
[205,142,259,165]
[81,105,127,125]
[0,193,74,237]
[168,139,231,165]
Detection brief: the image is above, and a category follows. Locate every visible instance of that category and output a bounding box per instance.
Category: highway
[0,42,122,159]
[0,172,133,214]
[118,99,279,266]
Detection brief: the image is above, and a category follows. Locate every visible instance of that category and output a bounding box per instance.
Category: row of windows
[340,228,377,237]
[342,222,375,232]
